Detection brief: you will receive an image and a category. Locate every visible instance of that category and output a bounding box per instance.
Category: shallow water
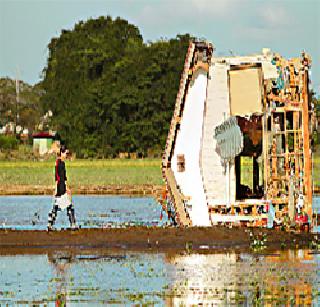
[1,195,318,230]
[314,196,320,210]
[0,196,319,305]
[0,249,319,305]
[0,195,168,229]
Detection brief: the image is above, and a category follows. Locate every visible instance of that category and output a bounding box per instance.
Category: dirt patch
[0,227,316,254]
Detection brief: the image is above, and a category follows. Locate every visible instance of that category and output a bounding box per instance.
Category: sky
[0,0,319,94]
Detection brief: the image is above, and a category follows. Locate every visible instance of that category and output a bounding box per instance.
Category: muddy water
[0,195,168,229]
[0,249,319,305]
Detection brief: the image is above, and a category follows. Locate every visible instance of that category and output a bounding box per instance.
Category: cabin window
[177,154,185,172]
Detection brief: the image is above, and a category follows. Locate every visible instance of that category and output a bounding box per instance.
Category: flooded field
[0,249,319,305]
[0,195,319,230]
[0,195,319,305]
[0,195,168,229]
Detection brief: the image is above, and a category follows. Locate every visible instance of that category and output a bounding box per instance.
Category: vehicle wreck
[162,41,316,229]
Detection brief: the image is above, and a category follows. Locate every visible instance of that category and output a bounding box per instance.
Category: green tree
[41,16,191,157]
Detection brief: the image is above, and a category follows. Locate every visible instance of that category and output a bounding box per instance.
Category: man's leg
[66,203,76,227]
[48,204,59,229]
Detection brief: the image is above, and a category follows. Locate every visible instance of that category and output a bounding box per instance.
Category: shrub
[0,135,19,150]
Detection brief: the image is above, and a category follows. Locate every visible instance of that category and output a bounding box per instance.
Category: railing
[165,168,191,226]
[162,42,195,168]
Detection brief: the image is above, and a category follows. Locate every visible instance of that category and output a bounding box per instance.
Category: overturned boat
[162,41,316,228]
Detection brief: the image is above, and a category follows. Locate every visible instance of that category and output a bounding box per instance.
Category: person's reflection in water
[48,251,75,307]
[255,285,261,302]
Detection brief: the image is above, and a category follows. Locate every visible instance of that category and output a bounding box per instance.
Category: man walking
[48,145,77,230]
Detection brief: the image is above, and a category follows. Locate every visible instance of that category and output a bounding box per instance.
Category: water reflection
[0,249,319,305]
[167,250,319,305]
[48,252,74,306]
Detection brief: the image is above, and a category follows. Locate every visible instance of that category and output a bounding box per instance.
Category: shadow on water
[0,249,319,305]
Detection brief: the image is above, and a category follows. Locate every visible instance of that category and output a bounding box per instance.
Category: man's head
[59,145,69,160]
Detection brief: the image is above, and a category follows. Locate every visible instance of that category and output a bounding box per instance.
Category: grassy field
[0,159,164,188]
[0,155,319,190]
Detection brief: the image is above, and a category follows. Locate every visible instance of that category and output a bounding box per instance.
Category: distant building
[32,132,59,156]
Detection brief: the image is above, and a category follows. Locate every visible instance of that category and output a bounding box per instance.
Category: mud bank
[0,184,318,197]
[0,227,316,254]
[0,184,164,197]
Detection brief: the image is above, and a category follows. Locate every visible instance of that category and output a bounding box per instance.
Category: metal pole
[15,77,19,134]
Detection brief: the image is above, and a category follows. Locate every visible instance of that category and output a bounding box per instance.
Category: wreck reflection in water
[0,249,319,305]
[166,250,319,305]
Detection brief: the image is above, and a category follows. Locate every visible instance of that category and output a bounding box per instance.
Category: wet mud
[0,226,316,254]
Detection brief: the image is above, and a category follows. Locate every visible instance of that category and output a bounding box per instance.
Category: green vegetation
[312,95,320,148]
[241,154,320,187]
[41,16,191,158]
[0,78,43,132]
[0,135,18,150]
[0,156,318,190]
[0,159,163,187]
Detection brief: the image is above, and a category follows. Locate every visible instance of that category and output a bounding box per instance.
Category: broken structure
[162,41,315,228]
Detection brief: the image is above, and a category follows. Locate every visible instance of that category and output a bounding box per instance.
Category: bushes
[0,136,35,160]
[0,135,18,150]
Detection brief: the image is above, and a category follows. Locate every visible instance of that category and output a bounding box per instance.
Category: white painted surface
[169,52,280,225]
[171,70,210,226]
[210,214,258,223]
[201,63,236,206]
[213,54,278,82]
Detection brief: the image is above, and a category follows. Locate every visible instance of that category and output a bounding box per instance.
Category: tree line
[0,78,43,134]
[41,16,191,158]
[2,16,318,158]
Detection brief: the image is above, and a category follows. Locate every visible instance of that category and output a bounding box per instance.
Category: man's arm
[63,162,71,195]
[54,181,57,196]
[54,160,59,195]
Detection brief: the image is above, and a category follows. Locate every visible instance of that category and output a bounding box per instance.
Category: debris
[162,41,315,230]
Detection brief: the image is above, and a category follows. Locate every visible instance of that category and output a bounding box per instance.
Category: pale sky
[0,0,319,94]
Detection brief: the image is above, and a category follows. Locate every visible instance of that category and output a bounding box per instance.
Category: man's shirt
[55,158,67,196]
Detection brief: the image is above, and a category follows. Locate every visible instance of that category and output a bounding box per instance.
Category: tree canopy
[41,16,191,157]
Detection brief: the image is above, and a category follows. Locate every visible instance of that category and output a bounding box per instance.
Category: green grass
[0,159,164,187]
[0,154,319,189]
[239,154,320,187]
[240,157,254,188]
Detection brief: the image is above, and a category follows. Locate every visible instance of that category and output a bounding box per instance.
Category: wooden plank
[165,168,192,226]
[263,82,269,198]
[302,69,313,220]
[192,62,209,73]
[267,93,301,105]
[163,43,195,168]
[293,111,300,179]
